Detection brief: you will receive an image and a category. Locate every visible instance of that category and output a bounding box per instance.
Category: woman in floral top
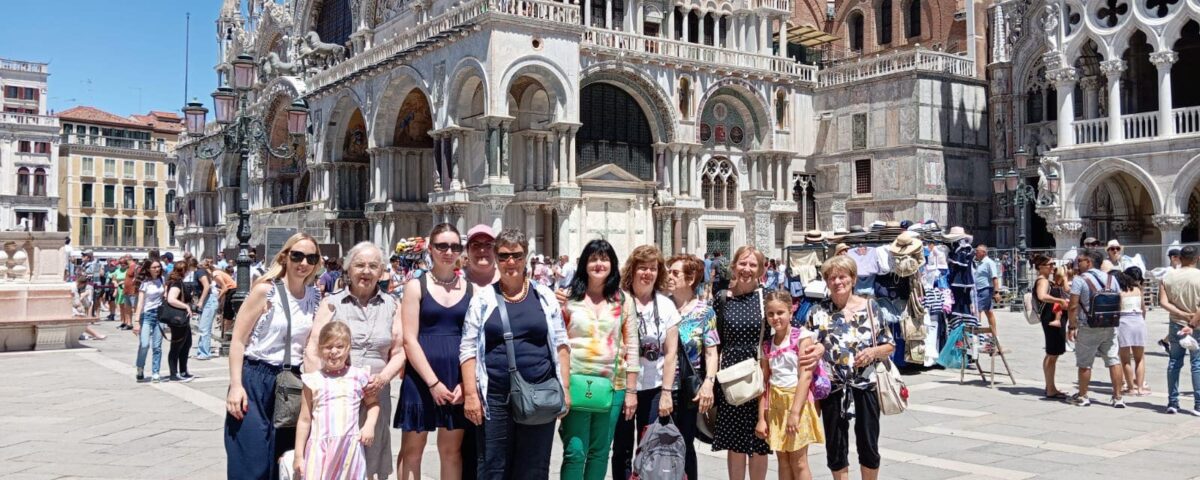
[805,255,894,480]
[558,239,640,480]
[665,254,719,480]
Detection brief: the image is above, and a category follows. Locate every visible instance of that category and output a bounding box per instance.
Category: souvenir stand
[785,235,831,328]
[393,237,428,268]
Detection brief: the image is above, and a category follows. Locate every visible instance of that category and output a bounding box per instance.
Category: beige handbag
[867,305,908,415]
[715,289,767,406]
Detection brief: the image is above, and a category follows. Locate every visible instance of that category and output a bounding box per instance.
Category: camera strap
[634,292,662,354]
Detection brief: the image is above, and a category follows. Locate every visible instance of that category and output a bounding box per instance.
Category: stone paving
[4,309,1200,479]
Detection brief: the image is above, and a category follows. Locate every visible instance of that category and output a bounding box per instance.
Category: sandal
[1045,391,1068,399]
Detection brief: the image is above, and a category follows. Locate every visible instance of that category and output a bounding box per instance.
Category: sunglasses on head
[497,251,526,262]
[432,242,465,253]
[288,251,320,265]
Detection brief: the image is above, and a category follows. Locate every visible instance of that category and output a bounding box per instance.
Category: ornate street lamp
[182,54,309,355]
[995,160,1056,312]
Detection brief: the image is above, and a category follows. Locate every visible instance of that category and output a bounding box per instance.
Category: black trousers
[166,323,192,376]
[820,386,882,471]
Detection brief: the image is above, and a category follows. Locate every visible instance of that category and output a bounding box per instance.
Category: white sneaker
[1111,396,1126,409]
[1070,394,1091,407]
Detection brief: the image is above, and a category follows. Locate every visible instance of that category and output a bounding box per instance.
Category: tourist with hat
[1103,240,1140,273]
[973,244,1003,343]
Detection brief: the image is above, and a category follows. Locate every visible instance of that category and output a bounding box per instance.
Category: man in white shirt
[555,255,574,290]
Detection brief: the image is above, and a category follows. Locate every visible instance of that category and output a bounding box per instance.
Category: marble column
[760,14,769,55]
[567,126,579,185]
[1050,220,1085,257]
[670,149,680,196]
[748,154,758,190]
[524,134,535,190]
[715,15,723,47]
[500,120,512,182]
[1101,59,1126,144]
[1080,77,1100,120]
[450,132,463,190]
[524,204,541,258]
[778,17,788,57]
[606,0,613,29]
[682,7,690,42]
[673,211,683,255]
[1151,51,1178,138]
[1049,67,1078,147]
[485,123,497,182]
[584,0,592,27]
[1154,214,1188,264]
[534,133,546,189]
[550,128,562,186]
[698,11,707,45]
[666,5,674,39]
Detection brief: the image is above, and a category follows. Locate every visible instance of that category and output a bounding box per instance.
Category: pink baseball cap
[466,224,496,244]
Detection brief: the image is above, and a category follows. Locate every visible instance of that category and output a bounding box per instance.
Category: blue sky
[0,0,222,116]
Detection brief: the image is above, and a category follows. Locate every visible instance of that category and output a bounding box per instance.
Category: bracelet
[429,380,442,389]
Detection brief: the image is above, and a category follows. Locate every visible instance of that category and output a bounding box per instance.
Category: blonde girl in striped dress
[294,321,380,480]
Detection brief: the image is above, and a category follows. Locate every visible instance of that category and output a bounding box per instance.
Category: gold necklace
[431,271,458,288]
[501,280,528,303]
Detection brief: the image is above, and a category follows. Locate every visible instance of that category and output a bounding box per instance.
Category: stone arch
[1110,24,1158,58]
[192,160,218,193]
[696,79,773,148]
[324,92,367,162]
[497,57,573,123]
[371,67,431,147]
[1066,157,1165,220]
[580,62,677,143]
[1161,11,1200,48]
[448,57,490,126]
[297,0,358,46]
[1170,153,1200,216]
[263,93,310,207]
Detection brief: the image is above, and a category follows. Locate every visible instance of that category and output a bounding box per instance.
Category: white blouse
[245,284,319,367]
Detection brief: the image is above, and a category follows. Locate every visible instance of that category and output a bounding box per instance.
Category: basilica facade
[175,0,990,261]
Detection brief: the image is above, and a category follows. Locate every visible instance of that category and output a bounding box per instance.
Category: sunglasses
[288,251,320,265]
[497,251,526,263]
[1108,247,1120,251]
[432,242,465,253]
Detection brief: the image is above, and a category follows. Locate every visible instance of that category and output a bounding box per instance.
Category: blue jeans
[136,308,162,373]
[1167,322,1200,409]
[478,392,556,480]
[196,293,220,358]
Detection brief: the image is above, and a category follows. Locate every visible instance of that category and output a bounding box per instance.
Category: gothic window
[1147,0,1178,18]
[678,77,692,119]
[848,12,864,51]
[702,158,739,211]
[878,0,893,45]
[1026,87,1044,123]
[33,168,46,196]
[775,90,788,128]
[906,0,921,38]
[16,167,29,196]
[315,0,353,48]
[1096,0,1128,28]
[577,83,654,180]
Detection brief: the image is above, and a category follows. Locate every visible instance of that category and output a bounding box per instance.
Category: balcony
[1069,106,1200,146]
[0,59,48,74]
[307,0,579,93]
[817,48,976,87]
[0,112,57,128]
[103,202,116,209]
[733,0,791,12]
[61,134,165,153]
[582,29,816,81]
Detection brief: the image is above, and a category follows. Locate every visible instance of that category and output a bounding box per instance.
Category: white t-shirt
[634,293,683,391]
[139,278,165,311]
[245,285,319,367]
[768,328,816,388]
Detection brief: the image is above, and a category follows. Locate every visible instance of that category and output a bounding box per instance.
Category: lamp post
[993,148,1060,312]
[183,54,308,356]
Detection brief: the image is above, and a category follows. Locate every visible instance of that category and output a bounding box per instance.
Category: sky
[0,0,223,117]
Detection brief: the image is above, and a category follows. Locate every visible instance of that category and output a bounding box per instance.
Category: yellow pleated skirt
[766,384,825,452]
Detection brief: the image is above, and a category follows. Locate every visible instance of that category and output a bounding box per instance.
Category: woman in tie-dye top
[558,239,640,480]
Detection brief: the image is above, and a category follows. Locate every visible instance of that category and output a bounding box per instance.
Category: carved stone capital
[1150,51,1179,67]
[1100,59,1126,78]
[1046,67,1078,87]
[553,199,578,216]
[1079,76,1101,91]
[1152,214,1189,231]
[1049,220,1085,236]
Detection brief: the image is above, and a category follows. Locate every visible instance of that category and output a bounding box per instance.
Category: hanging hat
[826,229,849,242]
[804,230,825,243]
[893,254,924,277]
[834,243,850,256]
[849,225,866,233]
[943,226,971,242]
[869,220,886,231]
[887,231,923,256]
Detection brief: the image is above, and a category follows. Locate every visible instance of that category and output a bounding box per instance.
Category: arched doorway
[508,76,556,191]
[1082,172,1158,245]
[331,107,370,245]
[577,82,654,180]
[265,96,309,207]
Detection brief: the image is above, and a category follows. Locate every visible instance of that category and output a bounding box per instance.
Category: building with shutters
[57,107,182,257]
[175,0,991,261]
[0,58,59,232]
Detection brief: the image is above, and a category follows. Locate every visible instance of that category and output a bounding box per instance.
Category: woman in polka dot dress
[713,246,772,480]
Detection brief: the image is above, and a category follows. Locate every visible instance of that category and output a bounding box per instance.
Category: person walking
[713,245,772,480]
[1066,249,1126,408]
[163,261,196,382]
[460,229,570,479]
[120,257,140,331]
[224,233,321,480]
[1032,254,1069,399]
[307,241,405,480]
[133,259,165,383]
[396,224,471,480]
[195,259,221,361]
[805,255,894,480]
[1115,267,1149,397]
[665,254,719,480]
[973,244,1002,343]
[1160,245,1200,414]
[557,238,640,480]
[611,245,681,480]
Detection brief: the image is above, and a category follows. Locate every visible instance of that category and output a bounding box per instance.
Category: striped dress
[301,366,370,480]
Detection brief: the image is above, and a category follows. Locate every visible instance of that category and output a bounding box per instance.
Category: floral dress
[672,299,720,392]
[806,299,893,390]
[302,366,371,480]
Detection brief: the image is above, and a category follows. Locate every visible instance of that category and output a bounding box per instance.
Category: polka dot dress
[712,289,772,456]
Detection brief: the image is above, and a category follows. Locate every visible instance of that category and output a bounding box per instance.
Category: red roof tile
[57,106,147,129]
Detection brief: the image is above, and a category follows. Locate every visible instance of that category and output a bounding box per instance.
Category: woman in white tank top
[223,233,322,480]
[1114,267,1149,397]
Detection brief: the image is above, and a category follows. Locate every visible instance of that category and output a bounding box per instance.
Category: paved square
[4,309,1200,479]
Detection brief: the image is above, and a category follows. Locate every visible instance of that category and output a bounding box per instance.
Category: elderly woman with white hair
[306,241,406,480]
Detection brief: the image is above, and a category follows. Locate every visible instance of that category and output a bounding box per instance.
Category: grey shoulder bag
[495,284,565,425]
[272,281,304,428]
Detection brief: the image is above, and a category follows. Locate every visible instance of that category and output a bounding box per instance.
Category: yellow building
[57,106,181,257]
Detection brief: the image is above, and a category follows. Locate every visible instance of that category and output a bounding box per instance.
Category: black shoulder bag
[495,283,564,425]
[272,281,304,428]
[157,280,191,329]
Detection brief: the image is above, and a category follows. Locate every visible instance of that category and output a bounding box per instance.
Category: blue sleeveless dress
[394,276,471,431]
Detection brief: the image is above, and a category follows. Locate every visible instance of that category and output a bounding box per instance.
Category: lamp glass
[212,88,237,125]
[992,173,1005,193]
[183,102,207,137]
[1047,172,1061,194]
[286,100,308,137]
[232,55,256,90]
[1005,173,1019,192]
[1015,151,1028,170]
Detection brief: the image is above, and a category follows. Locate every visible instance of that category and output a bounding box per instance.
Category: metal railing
[61,134,165,152]
[817,49,975,87]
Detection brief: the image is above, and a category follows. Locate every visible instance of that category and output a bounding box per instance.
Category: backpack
[1022,291,1037,325]
[1082,272,1121,328]
[632,420,687,480]
[713,259,731,284]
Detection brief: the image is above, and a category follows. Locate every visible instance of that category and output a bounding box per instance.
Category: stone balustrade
[0,112,58,128]
[817,49,976,87]
[582,28,816,81]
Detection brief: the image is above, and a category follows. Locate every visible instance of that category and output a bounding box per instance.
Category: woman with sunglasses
[665,254,719,480]
[132,259,165,383]
[558,239,640,480]
[611,245,680,479]
[461,229,570,478]
[1032,254,1070,399]
[396,223,471,480]
[224,232,322,480]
